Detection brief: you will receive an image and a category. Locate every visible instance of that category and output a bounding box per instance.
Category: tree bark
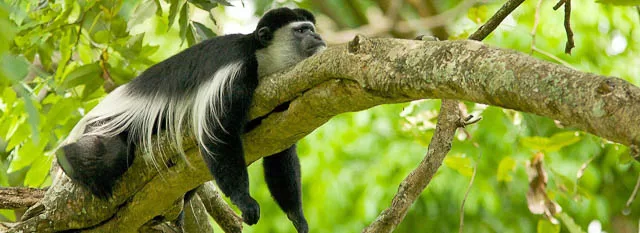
[6,37,640,232]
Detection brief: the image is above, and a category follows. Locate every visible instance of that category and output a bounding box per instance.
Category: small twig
[553,0,575,54]
[532,46,574,68]
[530,0,544,54]
[468,0,526,41]
[625,172,640,210]
[459,150,481,233]
[459,115,482,127]
[553,0,565,10]
[562,0,575,54]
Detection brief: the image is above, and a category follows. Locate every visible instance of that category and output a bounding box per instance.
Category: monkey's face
[290,22,326,58]
[255,21,326,77]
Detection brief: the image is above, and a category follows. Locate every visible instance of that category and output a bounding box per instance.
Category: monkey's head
[254,8,326,76]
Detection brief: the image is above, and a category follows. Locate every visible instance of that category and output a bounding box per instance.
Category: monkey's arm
[197,61,260,225]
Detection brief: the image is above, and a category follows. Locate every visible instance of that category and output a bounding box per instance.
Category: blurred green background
[0,0,639,232]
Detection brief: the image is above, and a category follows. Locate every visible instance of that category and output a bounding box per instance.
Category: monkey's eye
[295,28,305,33]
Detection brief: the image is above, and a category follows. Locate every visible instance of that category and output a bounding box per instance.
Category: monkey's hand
[231,194,261,225]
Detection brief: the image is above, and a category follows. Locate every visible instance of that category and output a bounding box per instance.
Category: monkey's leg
[57,132,134,198]
[263,145,308,233]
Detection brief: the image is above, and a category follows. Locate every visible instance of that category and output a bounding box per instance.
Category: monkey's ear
[257,27,272,46]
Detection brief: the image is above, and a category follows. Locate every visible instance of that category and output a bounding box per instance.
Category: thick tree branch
[6,36,640,232]
[0,187,46,209]
[247,37,640,163]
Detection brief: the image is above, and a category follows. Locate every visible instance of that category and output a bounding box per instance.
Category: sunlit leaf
[521,136,551,151]
[0,54,29,82]
[467,5,489,24]
[444,155,474,177]
[24,154,52,187]
[497,156,516,182]
[595,0,640,5]
[67,1,81,24]
[557,212,586,233]
[537,219,560,233]
[92,30,110,44]
[546,132,581,152]
[127,0,158,29]
[9,140,46,172]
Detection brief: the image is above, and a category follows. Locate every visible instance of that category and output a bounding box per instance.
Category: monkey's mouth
[306,44,326,57]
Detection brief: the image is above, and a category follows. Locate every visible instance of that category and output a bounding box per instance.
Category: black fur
[263,145,308,233]
[58,132,133,198]
[56,7,322,232]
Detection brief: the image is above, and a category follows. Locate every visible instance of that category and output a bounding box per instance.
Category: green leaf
[153,0,163,16]
[546,132,581,152]
[92,30,110,44]
[212,0,233,6]
[67,1,81,24]
[61,64,101,89]
[595,0,640,5]
[6,118,28,151]
[497,156,516,182]
[81,74,104,100]
[0,55,29,82]
[186,23,196,46]
[178,3,189,44]
[24,154,52,187]
[127,0,158,29]
[521,136,551,151]
[0,209,15,222]
[444,155,474,177]
[168,0,184,28]
[192,21,216,41]
[54,29,75,81]
[467,5,489,23]
[537,219,560,233]
[187,0,219,11]
[557,212,586,233]
[9,140,46,172]
[110,17,128,38]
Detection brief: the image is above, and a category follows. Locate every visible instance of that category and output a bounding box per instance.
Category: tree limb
[362,100,463,233]
[0,187,46,209]
[5,36,640,232]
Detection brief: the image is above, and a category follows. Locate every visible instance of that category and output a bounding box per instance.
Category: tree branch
[6,36,640,232]
[198,182,243,233]
[362,100,462,233]
[0,187,46,209]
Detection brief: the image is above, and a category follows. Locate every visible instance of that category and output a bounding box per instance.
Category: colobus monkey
[56,7,325,233]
